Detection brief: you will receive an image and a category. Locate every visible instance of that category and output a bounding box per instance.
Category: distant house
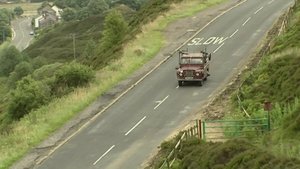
[35,4,62,29]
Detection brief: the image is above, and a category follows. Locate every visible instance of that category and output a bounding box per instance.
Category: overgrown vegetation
[176,138,300,169]
[0,0,226,168]
[0,9,13,44]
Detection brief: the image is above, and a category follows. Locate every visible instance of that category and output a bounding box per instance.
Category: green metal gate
[201,116,270,141]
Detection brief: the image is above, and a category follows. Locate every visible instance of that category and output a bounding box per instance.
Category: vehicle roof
[181,52,205,58]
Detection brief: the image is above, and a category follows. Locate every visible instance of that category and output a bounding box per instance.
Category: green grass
[0,0,227,168]
[0,2,41,16]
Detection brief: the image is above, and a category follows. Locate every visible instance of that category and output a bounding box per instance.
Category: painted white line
[125,116,147,136]
[11,28,16,40]
[154,95,169,110]
[35,0,249,165]
[213,43,225,53]
[268,0,274,4]
[176,86,179,89]
[242,17,251,26]
[93,145,115,165]
[229,29,239,38]
[254,6,264,14]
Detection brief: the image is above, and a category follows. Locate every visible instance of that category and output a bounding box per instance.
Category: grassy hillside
[24,15,104,63]
[0,0,227,169]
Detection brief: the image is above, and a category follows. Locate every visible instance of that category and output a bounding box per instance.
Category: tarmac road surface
[34,0,294,169]
[11,17,34,51]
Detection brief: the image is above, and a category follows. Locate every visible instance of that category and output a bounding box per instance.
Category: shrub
[0,45,23,77]
[7,61,33,88]
[8,76,51,119]
[52,62,95,96]
[31,62,63,81]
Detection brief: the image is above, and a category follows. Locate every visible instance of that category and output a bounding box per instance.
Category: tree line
[54,0,148,21]
[0,6,24,44]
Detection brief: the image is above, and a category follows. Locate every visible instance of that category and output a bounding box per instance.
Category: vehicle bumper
[177,78,203,81]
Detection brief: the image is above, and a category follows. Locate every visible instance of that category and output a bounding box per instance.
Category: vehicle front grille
[184,70,194,77]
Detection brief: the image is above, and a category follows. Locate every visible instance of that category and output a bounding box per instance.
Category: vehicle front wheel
[178,81,183,86]
[198,80,203,86]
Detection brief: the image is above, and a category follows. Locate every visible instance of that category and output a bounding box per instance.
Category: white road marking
[93,145,115,165]
[125,116,147,136]
[268,0,274,4]
[11,28,16,40]
[176,86,179,89]
[188,36,228,46]
[213,43,225,53]
[242,17,251,26]
[229,29,239,38]
[254,6,264,14]
[154,95,169,110]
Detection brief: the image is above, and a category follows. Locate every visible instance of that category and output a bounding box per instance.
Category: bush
[7,61,33,88]
[8,76,51,119]
[31,62,63,81]
[52,62,95,96]
[0,45,23,77]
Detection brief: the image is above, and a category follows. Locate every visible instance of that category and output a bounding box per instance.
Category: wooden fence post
[166,158,170,169]
[203,121,206,141]
[198,119,202,140]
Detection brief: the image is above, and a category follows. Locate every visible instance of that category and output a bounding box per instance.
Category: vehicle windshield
[180,58,203,64]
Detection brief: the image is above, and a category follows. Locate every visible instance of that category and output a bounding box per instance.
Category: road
[11,17,33,51]
[35,0,294,169]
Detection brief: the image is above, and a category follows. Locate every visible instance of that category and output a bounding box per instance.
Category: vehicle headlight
[179,73,183,76]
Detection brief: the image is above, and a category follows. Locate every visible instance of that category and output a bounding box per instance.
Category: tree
[14,6,24,16]
[51,62,95,96]
[75,0,89,8]
[87,0,109,15]
[0,8,12,24]
[101,9,128,50]
[53,62,95,88]
[0,45,23,76]
[82,39,96,59]
[0,23,12,43]
[8,76,51,119]
[112,0,142,10]
[76,7,90,20]
[61,7,76,21]
[7,61,33,88]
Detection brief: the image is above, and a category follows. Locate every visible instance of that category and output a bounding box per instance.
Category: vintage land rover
[175,49,211,86]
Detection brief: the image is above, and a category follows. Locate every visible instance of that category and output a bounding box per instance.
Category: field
[0,2,41,16]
